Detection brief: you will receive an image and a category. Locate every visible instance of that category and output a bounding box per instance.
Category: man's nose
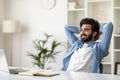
[81,30,84,34]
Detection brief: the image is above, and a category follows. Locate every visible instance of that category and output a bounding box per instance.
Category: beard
[80,33,93,42]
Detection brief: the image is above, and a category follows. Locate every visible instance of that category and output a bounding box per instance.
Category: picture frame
[114,62,120,74]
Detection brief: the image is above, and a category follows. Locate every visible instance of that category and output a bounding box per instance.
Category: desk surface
[0,71,120,80]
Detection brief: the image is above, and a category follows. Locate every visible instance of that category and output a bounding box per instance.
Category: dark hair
[80,18,100,40]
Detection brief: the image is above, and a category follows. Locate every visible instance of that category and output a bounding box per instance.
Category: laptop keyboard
[9,68,29,74]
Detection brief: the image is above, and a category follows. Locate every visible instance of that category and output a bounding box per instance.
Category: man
[61,18,113,73]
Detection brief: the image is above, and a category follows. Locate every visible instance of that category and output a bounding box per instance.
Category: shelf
[114,0,120,8]
[99,21,110,24]
[114,34,120,37]
[68,8,85,11]
[114,7,120,9]
[67,0,119,74]
[114,49,120,52]
[87,0,112,23]
[67,0,85,26]
[102,62,111,65]
[88,0,111,3]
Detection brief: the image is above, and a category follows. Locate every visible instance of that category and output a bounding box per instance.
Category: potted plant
[27,33,61,69]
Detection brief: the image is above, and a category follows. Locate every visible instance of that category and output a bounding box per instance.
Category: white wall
[4,0,67,70]
[0,0,4,48]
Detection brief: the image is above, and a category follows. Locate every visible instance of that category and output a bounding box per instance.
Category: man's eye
[85,29,89,31]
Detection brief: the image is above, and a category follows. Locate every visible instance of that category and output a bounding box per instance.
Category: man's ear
[93,32,97,38]
[93,31,102,41]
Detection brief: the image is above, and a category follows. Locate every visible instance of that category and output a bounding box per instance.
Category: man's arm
[100,22,113,54]
[64,25,80,45]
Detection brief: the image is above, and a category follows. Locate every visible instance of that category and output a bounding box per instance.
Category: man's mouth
[81,34,87,39]
[81,35,86,39]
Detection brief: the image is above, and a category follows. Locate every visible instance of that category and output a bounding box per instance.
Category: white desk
[0,71,120,80]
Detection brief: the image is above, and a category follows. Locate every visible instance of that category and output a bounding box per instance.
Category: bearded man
[61,18,113,73]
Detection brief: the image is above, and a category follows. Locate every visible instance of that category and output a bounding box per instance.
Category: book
[18,70,60,77]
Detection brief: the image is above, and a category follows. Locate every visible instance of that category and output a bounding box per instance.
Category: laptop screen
[0,49,9,73]
[0,49,29,74]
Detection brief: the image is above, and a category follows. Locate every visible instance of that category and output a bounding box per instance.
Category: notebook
[0,49,28,74]
[19,70,60,77]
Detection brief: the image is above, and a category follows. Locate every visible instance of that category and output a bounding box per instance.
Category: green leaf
[26,33,62,69]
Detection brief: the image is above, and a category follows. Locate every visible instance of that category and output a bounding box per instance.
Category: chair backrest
[99,63,103,73]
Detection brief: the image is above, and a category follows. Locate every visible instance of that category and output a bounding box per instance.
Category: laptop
[0,49,28,74]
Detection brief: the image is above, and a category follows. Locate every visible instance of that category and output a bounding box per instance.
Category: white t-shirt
[67,44,93,72]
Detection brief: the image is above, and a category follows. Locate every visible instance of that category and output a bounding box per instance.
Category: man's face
[80,24,93,43]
